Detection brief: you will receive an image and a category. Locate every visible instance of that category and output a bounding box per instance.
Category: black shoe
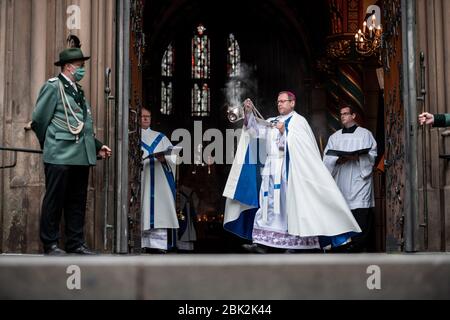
[344,243,365,253]
[284,249,317,254]
[331,243,355,253]
[44,244,66,256]
[242,243,269,254]
[67,245,97,255]
[142,248,167,254]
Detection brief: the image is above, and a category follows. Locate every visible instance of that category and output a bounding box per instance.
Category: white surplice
[141,128,179,249]
[323,126,377,210]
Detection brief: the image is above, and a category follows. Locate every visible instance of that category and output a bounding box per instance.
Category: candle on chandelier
[363,21,367,33]
[376,25,382,37]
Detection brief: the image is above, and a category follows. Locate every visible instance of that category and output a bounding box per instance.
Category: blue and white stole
[260,115,293,222]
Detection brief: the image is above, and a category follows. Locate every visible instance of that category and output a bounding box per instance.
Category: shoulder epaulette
[48,77,58,82]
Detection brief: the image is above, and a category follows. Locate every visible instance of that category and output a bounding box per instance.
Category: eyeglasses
[277,99,291,104]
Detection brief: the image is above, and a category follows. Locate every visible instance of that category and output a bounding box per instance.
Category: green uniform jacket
[433,113,450,127]
[31,74,103,165]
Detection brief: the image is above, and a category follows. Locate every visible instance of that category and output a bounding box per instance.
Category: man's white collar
[61,73,77,91]
[278,111,294,121]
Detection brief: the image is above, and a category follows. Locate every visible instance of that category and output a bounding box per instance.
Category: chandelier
[355,14,383,57]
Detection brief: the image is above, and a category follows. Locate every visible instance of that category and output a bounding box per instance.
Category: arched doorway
[131,0,386,253]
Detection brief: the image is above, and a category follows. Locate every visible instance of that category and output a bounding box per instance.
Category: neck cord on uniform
[58,80,84,138]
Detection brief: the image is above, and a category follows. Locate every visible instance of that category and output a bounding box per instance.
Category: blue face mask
[70,64,85,82]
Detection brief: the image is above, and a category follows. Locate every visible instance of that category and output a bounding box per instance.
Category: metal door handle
[103,67,115,250]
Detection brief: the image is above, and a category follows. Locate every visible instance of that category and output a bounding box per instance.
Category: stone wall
[0,0,116,253]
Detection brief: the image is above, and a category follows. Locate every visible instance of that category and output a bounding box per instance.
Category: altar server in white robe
[140,108,179,253]
[223,91,361,253]
[323,105,377,252]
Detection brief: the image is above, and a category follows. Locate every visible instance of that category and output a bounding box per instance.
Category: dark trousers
[349,208,373,252]
[40,164,90,251]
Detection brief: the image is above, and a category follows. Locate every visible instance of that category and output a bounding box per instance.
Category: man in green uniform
[419,112,450,127]
[31,47,111,255]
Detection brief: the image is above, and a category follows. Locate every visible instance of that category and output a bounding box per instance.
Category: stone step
[0,253,449,299]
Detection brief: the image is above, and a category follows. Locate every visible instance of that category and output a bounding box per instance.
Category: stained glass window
[162,44,174,77]
[192,83,210,117]
[227,33,242,107]
[192,24,210,79]
[161,44,174,114]
[161,82,173,115]
[192,24,210,116]
[227,33,241,77]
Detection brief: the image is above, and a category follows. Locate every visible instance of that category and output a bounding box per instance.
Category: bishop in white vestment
[223,92,361,252]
